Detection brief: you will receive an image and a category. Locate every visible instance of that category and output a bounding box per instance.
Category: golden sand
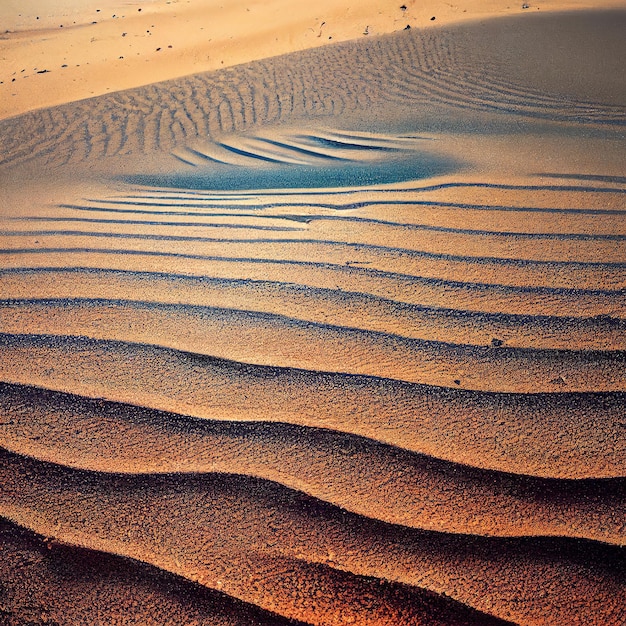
[0,2,625,625]
[2,0,625,119]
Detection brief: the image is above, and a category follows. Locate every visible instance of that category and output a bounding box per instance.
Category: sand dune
[1,382,624,544]
[0,517,315,626]
[1,6,625,626]
[2,449,625,626]
[3,0,624,121]
[3,11,626,169]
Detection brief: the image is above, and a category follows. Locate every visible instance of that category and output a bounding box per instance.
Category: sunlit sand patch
[1,7,625,626]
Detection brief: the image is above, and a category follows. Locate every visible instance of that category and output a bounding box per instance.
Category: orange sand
[0,3,625,625]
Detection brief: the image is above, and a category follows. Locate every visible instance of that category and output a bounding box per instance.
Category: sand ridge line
[1,259,624,315]
[0,332,624,478]
[1,447,624,625]
[0,516,317,626]
[1,381,624,543]
[0,516,514,626]
[2,0,624,120]
[2,292,624,350]
[0,299,625,388]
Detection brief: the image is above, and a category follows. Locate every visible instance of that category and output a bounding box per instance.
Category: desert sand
[0,1,625,625]
[2,0,626,120]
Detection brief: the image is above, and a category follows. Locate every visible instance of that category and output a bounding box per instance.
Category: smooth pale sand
[0,2,625,625]
[2,0,626,120]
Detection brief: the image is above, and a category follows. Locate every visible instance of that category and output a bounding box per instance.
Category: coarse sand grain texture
[0,2,625,625]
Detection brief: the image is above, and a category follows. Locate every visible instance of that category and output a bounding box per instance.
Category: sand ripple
[1,9,625,626]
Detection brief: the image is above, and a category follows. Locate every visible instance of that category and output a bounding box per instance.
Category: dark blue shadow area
[121,152,460,191]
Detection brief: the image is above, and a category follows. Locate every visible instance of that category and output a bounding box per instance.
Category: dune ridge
[2,448,625,626]
[1,8,625,625]
[0,332,624,480]
[1,382,624,544]
[3,0,625,121]
[0,518,516,626]
[1,11,625,170]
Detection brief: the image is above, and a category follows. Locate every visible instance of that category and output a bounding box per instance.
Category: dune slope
[0,9,625,626]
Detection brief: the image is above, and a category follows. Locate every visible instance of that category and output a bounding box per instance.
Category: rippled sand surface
[1,9,625,626]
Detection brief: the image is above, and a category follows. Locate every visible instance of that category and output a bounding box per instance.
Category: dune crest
[3,0,625,120]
